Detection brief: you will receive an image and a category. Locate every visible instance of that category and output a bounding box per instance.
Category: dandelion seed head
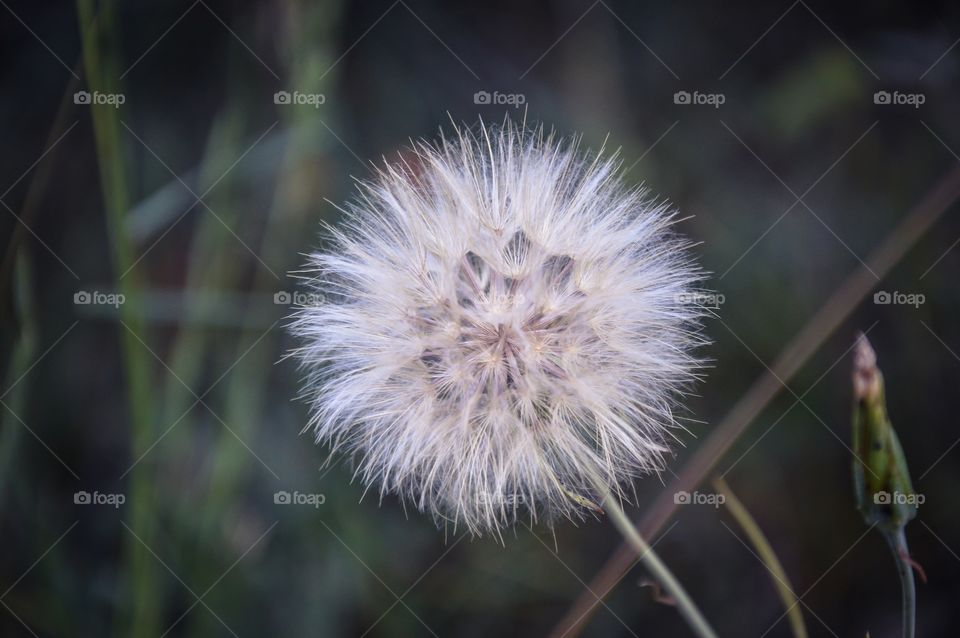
[292,119,707,537]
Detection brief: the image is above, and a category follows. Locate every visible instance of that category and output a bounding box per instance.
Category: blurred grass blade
[0,61,81,305]
[0,254,37,505]
[76,2,160,636]
[713,476,808,638]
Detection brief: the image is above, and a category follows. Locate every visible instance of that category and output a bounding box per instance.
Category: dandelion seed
[291,118,707,536]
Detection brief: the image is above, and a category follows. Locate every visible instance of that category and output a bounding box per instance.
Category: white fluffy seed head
[291,119,707,537]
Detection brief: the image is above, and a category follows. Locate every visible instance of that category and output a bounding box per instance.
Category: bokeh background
[2,1,960,636]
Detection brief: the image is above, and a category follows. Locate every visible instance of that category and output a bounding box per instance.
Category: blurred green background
[2,1,960,636]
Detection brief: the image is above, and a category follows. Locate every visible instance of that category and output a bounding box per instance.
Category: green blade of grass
[714,476,808,638]
[76,2,160,636]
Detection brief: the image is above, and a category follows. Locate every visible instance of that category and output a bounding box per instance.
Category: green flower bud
[851,333,917,530]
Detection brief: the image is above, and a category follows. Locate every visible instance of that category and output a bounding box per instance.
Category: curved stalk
[713,477,807,638]
[884,528,916,638]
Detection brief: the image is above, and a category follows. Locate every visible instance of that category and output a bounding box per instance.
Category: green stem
[884,528,916,638]
[713,477,807,638]
[76,3,159,637]
[589,473,719,638]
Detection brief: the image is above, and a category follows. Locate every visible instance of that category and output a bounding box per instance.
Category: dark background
[2,1,959,636]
